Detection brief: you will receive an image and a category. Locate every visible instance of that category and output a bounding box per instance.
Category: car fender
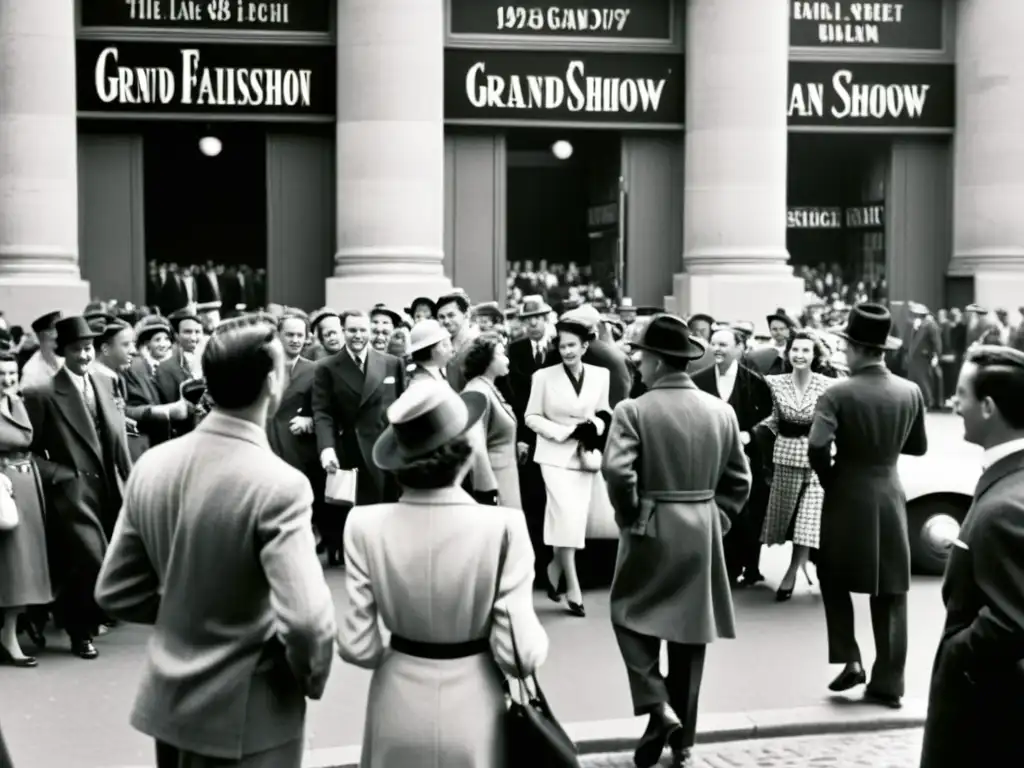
[898,453,979,503]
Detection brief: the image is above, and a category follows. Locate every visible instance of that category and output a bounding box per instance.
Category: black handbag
[496,531,580,767]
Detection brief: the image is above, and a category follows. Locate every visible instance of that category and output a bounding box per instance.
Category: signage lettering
[445,50,683,124]
[790,0,943,50]
[81,0,331,32]
[787,62,954,128]
[449,0,672,40]
[788,207,842,229]
[76,41,336,116]
[845,204,885,228]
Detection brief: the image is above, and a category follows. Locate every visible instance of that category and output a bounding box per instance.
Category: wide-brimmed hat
[965,303,987,314]
[373,382,487,472]
[95,320,132,347]
[31,311,63,334]
[370,304,404,328]
[472,301,504,321]
[766,308,798,329]
[832,302,901,351]
[55,316,100,352]
[687,313,715,327]
[628,314,708,361]
[561,305,602,330]
[405,297,437,317]
[406,319,450,354]
[519,295,552,318]
[908,302,930,316]
[135,317,173,345]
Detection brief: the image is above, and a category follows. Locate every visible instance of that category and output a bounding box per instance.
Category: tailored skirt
[761,464,823,550]
[0,461,53,608]
[540,465,600,549]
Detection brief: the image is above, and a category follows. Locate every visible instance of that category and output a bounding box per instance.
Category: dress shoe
[22,621,46,650]
[671,746,695,768]
[566,601,585,617]
[737,569,765,588]
[828,664,867,692]
[863,688,902,709]
[71,638,99,660]
[0,646,38,668]
[634,703,683,768]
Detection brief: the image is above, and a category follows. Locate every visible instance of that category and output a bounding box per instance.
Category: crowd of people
[0,282,1021,768]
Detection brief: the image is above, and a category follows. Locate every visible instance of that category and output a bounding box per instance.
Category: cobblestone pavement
[581,728,924,767]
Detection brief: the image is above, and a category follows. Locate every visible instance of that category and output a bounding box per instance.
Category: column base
[669,269,804,332]
[972,270,1024,313]
[324,274,453,315]
[0,277,91,327]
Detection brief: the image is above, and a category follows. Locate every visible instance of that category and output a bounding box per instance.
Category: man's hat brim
[628,335,708,361]
[372,392,487,472]
[832,328,902,351]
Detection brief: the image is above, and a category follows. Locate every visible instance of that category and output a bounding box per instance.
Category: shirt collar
[715,360,738,379]
[65,367,86,387]
[92,361,120,380]
[348,347,366,365]
[982,437,1024,470]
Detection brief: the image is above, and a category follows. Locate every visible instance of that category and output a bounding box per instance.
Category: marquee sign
[787,62,954,128]
[444,49,684,124]
[449,0,673,40]
[790,0,943,50]
[80,0,332,33]
[76,40,336,116]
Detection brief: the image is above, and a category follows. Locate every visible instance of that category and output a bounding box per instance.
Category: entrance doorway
[505,129,622,311]
[143,124,268,314]
[787,134,890,308]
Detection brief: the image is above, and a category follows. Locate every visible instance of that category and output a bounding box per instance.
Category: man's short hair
[966,345,1024,429]
[278,311,309,332]
[340,309,368,327]
[203,313,279,410]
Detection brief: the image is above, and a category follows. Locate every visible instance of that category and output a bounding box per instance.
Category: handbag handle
[494,526,545,705]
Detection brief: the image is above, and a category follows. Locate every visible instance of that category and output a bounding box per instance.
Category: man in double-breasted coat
[602,315,751,768]
[906,303,942,409]
[23,316,133,659]
[808,303,927,707]
[919,346,1024,768]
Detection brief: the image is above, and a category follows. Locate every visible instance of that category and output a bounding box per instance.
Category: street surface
[0,415,971,768]
[582,728,924,767]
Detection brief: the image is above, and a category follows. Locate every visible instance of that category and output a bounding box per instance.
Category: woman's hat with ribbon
[372,381,487,471]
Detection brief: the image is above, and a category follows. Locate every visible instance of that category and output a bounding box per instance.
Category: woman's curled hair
[393,435,474,490]
[462,332,502,381]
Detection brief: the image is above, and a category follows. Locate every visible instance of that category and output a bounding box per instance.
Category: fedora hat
[555,318,596,342]
[629,314,707,360]
[370,304,404,327]
[766,308,798,329]
[55,316,100,351]
[405,296,437,317]
[135,317,173,345]
[561,304,602,330]
[31,310,63,334]
[373,382,487,472]
[472,301,504,321]
[406,319,450,354]
[518,295,552,318]
[833,302,901,351]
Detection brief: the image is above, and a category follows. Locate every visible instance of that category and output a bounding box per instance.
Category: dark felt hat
[405,297,437,317]
[518,295,552,318]
[95,320,132,346]
[309,308,340,332]
[135,317,173,345]
[832,302,901,351]
[55,316,100,351]
[373,382,487,472]
[628,314,708,361]
[31,311,62,334]
[554,318,596,342]
[766,308,798,329]
[370,304,404,327]
[472,301,504,321]
[84,311,117,327]
[167,305,201,331]
[687,313,716,327]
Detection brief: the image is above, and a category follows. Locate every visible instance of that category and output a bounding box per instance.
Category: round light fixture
[198,135,223,157]
[551,139,573,160]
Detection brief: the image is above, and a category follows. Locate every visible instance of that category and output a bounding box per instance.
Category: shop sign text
[845,204,884,228]
[787,62,954,128]
[788,207,842,229]
[76,41,336,116]
[445,50,683,124]
[790,1,943,50]
[81,0,332,33]
[449,0,672,40]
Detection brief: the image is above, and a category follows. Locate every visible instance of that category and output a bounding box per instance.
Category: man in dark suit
[906,303,943,410]
[808,303,928,708]
[312,310,406,543]
[154,307,205,437]
[692,326,773,586]
[23,316,133,659]
[919,345,1024,768]
[745,309,797,376]
[122,318,189,455]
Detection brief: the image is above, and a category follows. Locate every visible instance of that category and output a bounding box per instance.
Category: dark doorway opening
[787,134,890,306]
[505,129,622,311]
[143,124,267,313]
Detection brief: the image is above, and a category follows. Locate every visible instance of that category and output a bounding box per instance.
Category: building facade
[0,0,1020,327]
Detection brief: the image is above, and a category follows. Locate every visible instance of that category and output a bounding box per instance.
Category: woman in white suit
[338,381,548,768]
[525,318,611,617]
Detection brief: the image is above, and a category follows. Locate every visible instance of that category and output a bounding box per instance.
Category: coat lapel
[361,350,385,406]
[335,351,363,398]
[3,396,33,433]
[53,368,103,462]
[973,451,1024,503]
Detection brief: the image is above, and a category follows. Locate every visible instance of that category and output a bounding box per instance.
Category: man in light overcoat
[919,345,1024,768]
[95,314,336,768]
[808,303,927,708]
[602,315,751,768]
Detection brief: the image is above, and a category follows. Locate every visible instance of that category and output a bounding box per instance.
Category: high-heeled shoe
[0,645,38,668]
[801,564,815,586]
[545,565,566,603]
[775,585,794,602]
[566,601,586,617]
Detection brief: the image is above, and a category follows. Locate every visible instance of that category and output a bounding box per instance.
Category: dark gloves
[472,490,499,506]
[570,421,598,443]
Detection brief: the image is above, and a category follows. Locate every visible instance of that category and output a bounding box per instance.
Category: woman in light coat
[525,318,611,617]
[338,382,548,768]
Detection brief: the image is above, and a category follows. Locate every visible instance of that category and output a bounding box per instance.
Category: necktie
[181,353,193,378]
[534,344,543,367]
[82,377,98,424]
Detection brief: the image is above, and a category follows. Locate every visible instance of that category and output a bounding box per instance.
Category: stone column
[948,0,1024,310]
[670,0,802,328]
[327,0,452,311]
[0,0,89,325]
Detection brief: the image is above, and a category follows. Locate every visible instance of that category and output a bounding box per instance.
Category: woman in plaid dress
[757,330,835,601]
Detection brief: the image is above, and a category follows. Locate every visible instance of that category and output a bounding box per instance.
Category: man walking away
[808,303,927,709]
[919,346,1024,768]
[95,313,336,768]
[603,315,751,768]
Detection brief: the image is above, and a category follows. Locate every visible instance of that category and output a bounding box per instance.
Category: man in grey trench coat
[808,303,927,708]
[602,315,751,768]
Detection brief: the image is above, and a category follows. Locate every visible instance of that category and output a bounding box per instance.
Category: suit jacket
[311,347,406,503]
[122,355,173,454]
[94,411,336,761]
[808,364,927,594]
[602,372,750,644]
[267,357,318,471]
[444,327,479,393]
[157,274,189,317]
[23,367,133,574]
[744,345,787,377]
[691,363,773,435]
[525,363,611,470]
[920,449,1024,768]
[154,348,194,405]
[507,335,559,450]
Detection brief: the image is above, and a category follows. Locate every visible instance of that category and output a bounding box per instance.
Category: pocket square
[383,376,396,384]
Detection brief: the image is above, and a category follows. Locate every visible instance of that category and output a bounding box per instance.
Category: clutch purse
[0,483,19,532]
[325,469,358,506]
[576,445,602,473]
